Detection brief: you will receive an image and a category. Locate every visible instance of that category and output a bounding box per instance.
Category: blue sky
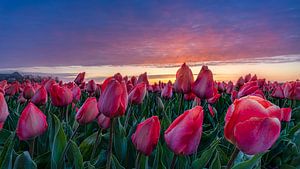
[0,0,300,68]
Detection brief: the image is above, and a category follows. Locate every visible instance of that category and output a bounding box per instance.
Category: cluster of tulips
[0,63,299,169]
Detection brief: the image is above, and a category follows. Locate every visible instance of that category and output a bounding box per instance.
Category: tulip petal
[234,117,280,155]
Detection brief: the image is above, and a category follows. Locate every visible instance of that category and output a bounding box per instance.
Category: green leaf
[209,153,221,169]
[13,151,37,169]
[232,153,264,169]
[0,132,15,169]
[51,114,67,169]
[111,154,125,169]
[66,140,83,169]
[192,142,217,169]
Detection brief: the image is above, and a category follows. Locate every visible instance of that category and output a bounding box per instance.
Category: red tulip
[271,85,284,99]
[237,81,264,99]
[101,77,113,93]
[208,104,215,117]
[226,81,234,94]
[164,106,204,155]
[74,72,85,85]
[289,81,300,100]
[250,74,257,81]
[192,65,214,99]
[236,76,245,88]
[161,83,173,99]
[76,97,99,125]
[244,73,251,83]
[0,93,9,124]
[71,85,81,103]
[31,86,48,106]
[131,76,137,86]
[174,63,194,94]
[137,72,149,86]
[128,82,147,104]
[184,92,196,101]
[224,96,291,155]
[50,84,73,107]
[207,87,221,104]
[86,80,97,94]
[97,113,110,130]
[98,79,128,118]
[16,103,48,140]
[131,116,160,156]
[5,82,19,96]
[44,79,56,93]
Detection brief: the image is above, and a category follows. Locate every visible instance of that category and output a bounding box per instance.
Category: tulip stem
[226,147,240,169]
[124,106,131,129]
[178,93,184,113]
[170,154,177,169]
[135,151,142,169]
[29,138,35,158]
[106,118,114,169]
[60,125,80,166]
[90,128,103,160]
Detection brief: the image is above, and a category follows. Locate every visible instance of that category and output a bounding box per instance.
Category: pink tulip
[131,116,160,156]
[86,80,97,94]
[76,97,99,125]
[164,106,204,155]
[16,103,48,140]
[97,113,110,130]
[128,82,147,104]
[31,86,48,106]
[74,72,85,85]
[50,84,73,107]
[174,63,194,94]
[161,83,173,99]
[98,79,128,118]
[0,93,9,124]
[192,65,214,99]
[224,96,291,155]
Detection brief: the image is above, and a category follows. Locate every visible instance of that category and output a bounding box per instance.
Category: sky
[0,0,299,82]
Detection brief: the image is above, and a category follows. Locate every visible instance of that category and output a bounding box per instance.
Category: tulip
[75,97,99,125]
[226,81,234,94]
[131,116,161,156]
[128,82,147,105]
[289,81,300,100]
[207,87,221,104]
[74,72,85,85]
[137,72,149,86]
[161,83,173,99]
[235,76,245,88]
[131,76,137,86]
[224,96,291,155]
[31,86,48,106]
[86,80,97,95]
[71,85,81,103]
[16,103,48,140]
[250,74,257,81]
[164,106,204,155]
[271,85,284,99]
[98,78,128,118]
[97,113,110,130]
[44,79,56,93]
[237,81,264,99]
[0,93,9,124]
[192,65,214,99]
[184,92,196,101]
[244,73,251,83]
[5,82,19,96]
[174,63,194,94]
[50,84,73,107]
[208,104,215,117]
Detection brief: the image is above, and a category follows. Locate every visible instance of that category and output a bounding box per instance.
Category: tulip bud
[86,80,97,94]
[192,65,214,99]
[128,82,147,104]
[174,63,194,94]
[164,106,204,155]
[31,86,48,106]
[0,93,9,124]
[50,84,73,107]
[74,72,85,85]
[131,116,161,156]
[97,113,110,130]
[161,83,173,99]
[16,103,48,140]
[98,79,128,118]
[76,97,99,125]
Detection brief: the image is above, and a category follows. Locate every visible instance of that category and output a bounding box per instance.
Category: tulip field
[0,63,299,169]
